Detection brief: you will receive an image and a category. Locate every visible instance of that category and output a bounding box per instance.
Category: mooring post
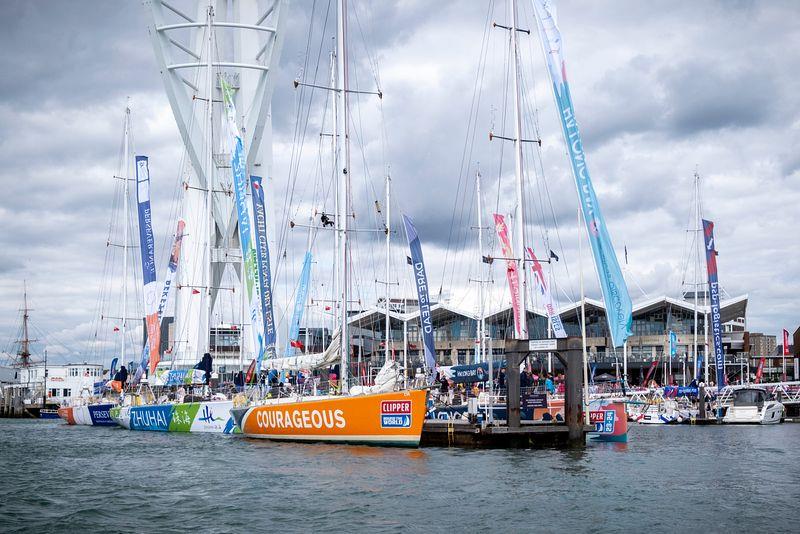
[506,350,522,429]
[553,337,585,445]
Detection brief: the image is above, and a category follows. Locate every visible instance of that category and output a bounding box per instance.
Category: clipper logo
[381,400,412,428]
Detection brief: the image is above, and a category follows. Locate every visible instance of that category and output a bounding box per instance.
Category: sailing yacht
[59,105,137,427]
[231,0,428,446]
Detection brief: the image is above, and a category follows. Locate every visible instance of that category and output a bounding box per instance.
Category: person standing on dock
[545,373,556,395]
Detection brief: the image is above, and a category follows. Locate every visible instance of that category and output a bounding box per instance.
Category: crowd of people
[434,367,566,405]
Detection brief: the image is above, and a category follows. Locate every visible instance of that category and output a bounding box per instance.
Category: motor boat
[632,398,698,424]
[722,387,784,425]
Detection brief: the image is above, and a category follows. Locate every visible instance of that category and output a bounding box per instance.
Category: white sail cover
[262,331,341,371]
[349,360,403,396]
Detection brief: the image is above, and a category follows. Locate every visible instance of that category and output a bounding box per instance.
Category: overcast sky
[1,0,797,364]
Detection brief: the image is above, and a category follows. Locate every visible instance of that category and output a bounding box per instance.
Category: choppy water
[1,419,798,533]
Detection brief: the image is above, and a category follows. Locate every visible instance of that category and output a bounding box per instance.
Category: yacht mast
[692,171,700,380]
[121,104,131,367]
[509,0,528,339]
[203,4,215,357]
[476,169,487,365]
[336,0,351,392]
[384,173,391,366]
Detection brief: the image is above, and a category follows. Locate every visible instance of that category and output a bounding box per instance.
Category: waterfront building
[151,293,751,386]
[15,363,106,405]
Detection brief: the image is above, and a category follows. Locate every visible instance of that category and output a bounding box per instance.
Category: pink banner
[494,214,522,337]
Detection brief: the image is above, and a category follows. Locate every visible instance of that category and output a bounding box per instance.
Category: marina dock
[421,419,594,448]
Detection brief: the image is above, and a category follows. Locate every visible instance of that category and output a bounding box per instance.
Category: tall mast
[121,104,131,367]
[203,4,215,357]
[19,281,31,367]
[384,172,391,366]
[692,171,700,380]
[336,0,351,392]
[476,169,486,365]
[509,0,528,339]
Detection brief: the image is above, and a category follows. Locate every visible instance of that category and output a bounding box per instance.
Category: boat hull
[723,402,784,425]
[111,400,238,433]
[57,404,117,426]
[233,389,427,447]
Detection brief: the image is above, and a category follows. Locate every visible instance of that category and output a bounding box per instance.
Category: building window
[62,389,71,397]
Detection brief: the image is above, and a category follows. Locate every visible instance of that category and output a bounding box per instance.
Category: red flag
[245,359,257,384]
[290,339,305,350]
[755,357,765,384]
[192,289,201,295]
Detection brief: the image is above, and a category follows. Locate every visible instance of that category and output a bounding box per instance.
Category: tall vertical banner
[532,0,632,348]
[702,219,726,389]
[133,219,186,383]
[221,78,265,369]
[669,331,677,357]
[494,214,523,337]
[526,247,567,338]
[783,329,790,357]
[134,156,160,372]
[402,215,436,381]
[783,328,790,381]
[250,176,276,359]
[286,251,312,355]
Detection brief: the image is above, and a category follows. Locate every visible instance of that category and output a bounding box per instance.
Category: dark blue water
[1,419,798,533]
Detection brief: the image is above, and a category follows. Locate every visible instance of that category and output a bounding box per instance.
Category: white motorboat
[722,387,784,425]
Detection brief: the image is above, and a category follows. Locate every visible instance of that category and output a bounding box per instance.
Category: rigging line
[445,1,498,298]
[439,0,495,295]
[275,0,331,279]
[350,0,382,92]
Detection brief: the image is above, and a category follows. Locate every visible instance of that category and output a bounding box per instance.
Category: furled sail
[221,78,266,369]
[532,0,632,347]
[263,330,341,372]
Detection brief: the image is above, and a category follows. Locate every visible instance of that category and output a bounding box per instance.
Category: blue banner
[222,79,265,371]
[448,361,505,383]
[533,0,632,348]
[702,219,726,388]
[402,215,436,380]
[669,331,677,357]
[286,251,312,355]
[695,353,704,382]
[250,175,276,359]
[663,386,699,398]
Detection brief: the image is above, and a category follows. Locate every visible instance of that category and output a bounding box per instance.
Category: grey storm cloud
[1,0,798,364]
